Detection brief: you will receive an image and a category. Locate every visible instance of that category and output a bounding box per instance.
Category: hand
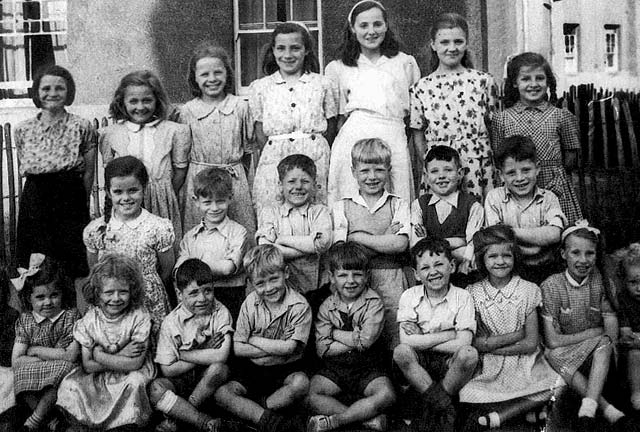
[205,332,225,350]
[390,221,404,235]
[401,322,423,336]
[414,224,426,237]
[265,226,277,243]
[118,340,146,358]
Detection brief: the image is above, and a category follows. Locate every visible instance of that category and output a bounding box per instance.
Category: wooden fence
[1,85,639,268]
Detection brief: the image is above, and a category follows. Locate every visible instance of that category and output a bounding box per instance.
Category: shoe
[362,414,387,431]
[307,415,333,432]
[156,417,178,432]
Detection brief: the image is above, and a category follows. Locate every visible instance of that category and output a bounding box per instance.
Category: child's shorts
[232,359,306,400]
[417,351,453,382]
[317,353,387,395]
[166,366,207,397]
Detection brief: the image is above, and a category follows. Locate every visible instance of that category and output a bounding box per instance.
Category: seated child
[459,225,561,429]
[616,243,640,410]
[307,242,395,432]
[257,154,332,293]
[12,255,79,432]
[331,138,410,348]
[393,237,478,432]
[150,259,234,432]
[411,145,484,273]
[484,135,566,284]
[176,167,249,319]
[540,222,625,428]
[57,254,155,430]
[214,245,311,432]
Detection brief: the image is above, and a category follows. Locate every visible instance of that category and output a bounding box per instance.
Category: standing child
[410,145,484,273]
[307,242,395,432]
[180,42,256,234]
[331,138,410,349]
[410,12,496,199]
[393,237,478,432]
[83,156,175,334]
[101,70,191,242]
[326,0,420,205]
[540,222,625,428]
[12,256,80,432]
[175,167,248,320]
[257,154,332,293]
[150,259,233,432]
[492,52,582,225]
[214,245,311,432]
[459,225,560,429]
[57,254,155,430]
[250,21,337,214]
[615,243,640,411]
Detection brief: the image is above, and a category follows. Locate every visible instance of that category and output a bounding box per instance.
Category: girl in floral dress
[83,156,175,336]
[410,12,495,199]
[540,221,625,428]
[57,254,155,430]
[100,70,191,243]
[326,0,420,205]
[459,225,560,429]
[250,21,337,214]
[15,65,97,278]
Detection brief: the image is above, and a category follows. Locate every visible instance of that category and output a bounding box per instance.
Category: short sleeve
[314,300,334,358]
[248,79,264,123]
[559,109,581,151]
[523,282,543,317]
[213,303,235,335]
[83,218,107,254]
[55,309,81,349]
[397,289,418,323]
[484,73,497,115]
[73,312,95,348]
[322,76,339,119]
[324,61,348,116]
[309,205,333,254]
[483,189,504,226]
[540,276,560,323]
[409,82,426,130]
[130,309,152,343]
[14,314,31,345]
[331,200,349,243]
[406,55,421,87]
[543,193,567,229]
[153,217,176,253]
[79,119,98,155]
[171,123,192,169]
[353,297,385,350]
[234,297,253,343]
[154,319,179,365]
[454,290,477,333]
[410,198,425,247]
[391,197,410,237]
[98,129,115,166]
[490,111,505,153]
[224,223,248,274]
[287,302,312,344]
[256,207,279,242]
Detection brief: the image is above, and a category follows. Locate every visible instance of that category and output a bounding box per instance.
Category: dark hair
[193,167,233,199]
[85,254,145,309]
[504,52,557,108]
[20,257,74,311]
[425,145,462,168]
[473,225,520,276]
[337,1,400,67]
[277,154,317,181]
[495,135,537,168]
[102,156,149,225]
[188,42,235,97]
[175,259,214,292]
[109,70,171,121]
[429,12,473,73]
[31,64,76,108]
[410,237,453,268]
[326,241,370,273]
[262,22,320,75]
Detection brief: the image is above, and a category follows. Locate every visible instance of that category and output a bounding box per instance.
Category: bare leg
[393,344,433,393]
[442,346,478,395]
[265,372,309,410]
[149,378,215,430]
[307,375,348,417]
[214,381,264,425]
[627,349,640,409]
[330,377,395,428]
[188,363,229,408]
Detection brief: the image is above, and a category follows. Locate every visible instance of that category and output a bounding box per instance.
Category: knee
[215,381,244,401]
[203,363,229,382]
[455,346,478,371]
[288,372,310,397]
[378,385,396,408]
[149,379,170,405]
[393,344,416,369]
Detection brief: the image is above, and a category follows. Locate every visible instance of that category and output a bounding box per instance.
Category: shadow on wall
[321,0,472,76]
[148,0,234,104]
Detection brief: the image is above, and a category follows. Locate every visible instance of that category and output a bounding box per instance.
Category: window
[563,23,579,74]
[233,0,322,94]
[0,0,67,104]
[604,24,619,72]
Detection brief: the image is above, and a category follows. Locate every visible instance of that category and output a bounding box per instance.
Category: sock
[24,412,44,430]
[578,397,598,418]
[603,405,625,423]
[631,391,640,410]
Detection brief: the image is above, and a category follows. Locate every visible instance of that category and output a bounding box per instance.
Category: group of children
[5,0,637,431]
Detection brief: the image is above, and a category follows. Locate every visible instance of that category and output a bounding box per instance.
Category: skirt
[17,171,89,278]
[327,111,413,205]
[145,178,182,246]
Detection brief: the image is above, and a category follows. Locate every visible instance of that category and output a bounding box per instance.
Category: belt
[190,160,242,178]
[268,131,317,141]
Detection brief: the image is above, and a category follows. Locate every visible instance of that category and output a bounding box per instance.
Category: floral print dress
[410,69,496,199]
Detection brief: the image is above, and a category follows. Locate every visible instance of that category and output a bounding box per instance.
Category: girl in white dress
[326,0,420,205]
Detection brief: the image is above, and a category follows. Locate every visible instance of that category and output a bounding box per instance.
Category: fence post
[4,123,18,270]
[0,125,5,264]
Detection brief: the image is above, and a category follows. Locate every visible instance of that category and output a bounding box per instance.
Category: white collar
[565,270,589,287]
[125,118,161,132]
[346,190,397,213]
[429,191,459,208]
[33,309,65,324]
[110,208,149,230]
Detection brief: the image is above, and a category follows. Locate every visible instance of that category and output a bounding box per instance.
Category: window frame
[562,23,579,75]
[604,24,620,73]
[232,0,323,95]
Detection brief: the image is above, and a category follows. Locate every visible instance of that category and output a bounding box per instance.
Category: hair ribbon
[347,0,386,25]
[287,21,312,36]
[561,219,600,242]
[11,253,46,291]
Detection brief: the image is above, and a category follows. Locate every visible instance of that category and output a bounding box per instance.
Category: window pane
[238,0,263,25]
[239,32,271,87]
[290,0,317,21]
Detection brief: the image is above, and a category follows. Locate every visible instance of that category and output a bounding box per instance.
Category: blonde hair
[84,254,145,309]
[243,244,286,280]
[351,138,392,167]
